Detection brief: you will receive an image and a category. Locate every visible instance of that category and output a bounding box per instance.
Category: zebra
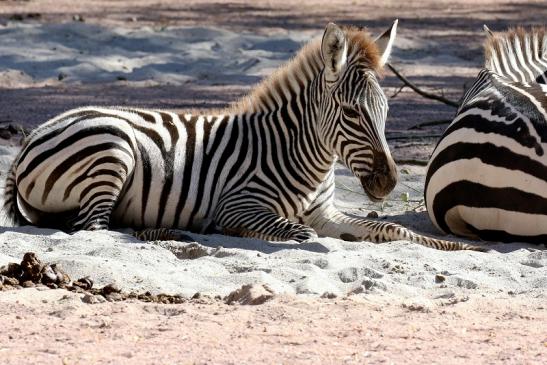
[425,26,547,244]
[2,21,483,251]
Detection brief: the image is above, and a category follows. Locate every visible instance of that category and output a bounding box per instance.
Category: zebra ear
[374,19,398,67]
[321,22,348,79]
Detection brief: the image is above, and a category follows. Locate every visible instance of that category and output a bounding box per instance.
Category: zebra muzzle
[360,153,398,202]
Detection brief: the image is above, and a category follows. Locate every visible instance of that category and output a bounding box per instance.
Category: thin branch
[387,134,442,141]
[408,119,452,130]
[394,158,429,166]
[390,85,406,99]
[386,63,460,108]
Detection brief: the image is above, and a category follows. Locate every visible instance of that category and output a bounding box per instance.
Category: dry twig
[387,134,442,141]
[394,158,429,166]
[408,119,452,130]
[386,63,459,107]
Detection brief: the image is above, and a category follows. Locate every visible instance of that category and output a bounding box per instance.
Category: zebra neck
[242,92,335,172]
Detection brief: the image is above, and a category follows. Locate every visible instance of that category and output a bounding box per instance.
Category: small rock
[81,294,105,304]
[50,264,70,285]
[116,76,127,81]
[105,292,123,302]
[367,211,379,218]
[102,283,121,295]
[41,265,57,284]
[73,277,93,290]
[320,292,337,299]
[21,280,35,288]
[21,252,43,282]
[348,285,365,295]
[224,284,275,305]
[453,277,478,289]
[362,278,387,291]
[338,267,359,283]
[1,262,22,277]
[58,72,67,81]
[435,274,446,283]
[3,276,19,286]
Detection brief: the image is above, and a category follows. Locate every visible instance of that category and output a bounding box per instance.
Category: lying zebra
[2,21,482,251]
[426,26,547,244]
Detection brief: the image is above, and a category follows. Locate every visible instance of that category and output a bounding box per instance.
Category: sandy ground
[0,0,546,364]
[1,289,546,365]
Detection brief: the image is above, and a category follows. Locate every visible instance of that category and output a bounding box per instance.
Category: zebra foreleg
[216,207,318,242]
[303,206,486,251]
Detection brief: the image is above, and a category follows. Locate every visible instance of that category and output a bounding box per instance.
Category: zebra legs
[67,151,135,232]
[69,175,128,232]
[216,206,318,242]
[302,205,486,251]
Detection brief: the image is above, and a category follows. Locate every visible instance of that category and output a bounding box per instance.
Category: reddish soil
[0,289,545,364]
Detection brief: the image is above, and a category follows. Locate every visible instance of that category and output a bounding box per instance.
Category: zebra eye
[342,106,360,119]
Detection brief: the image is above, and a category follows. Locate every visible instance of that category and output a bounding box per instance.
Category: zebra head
[319,21,398,202]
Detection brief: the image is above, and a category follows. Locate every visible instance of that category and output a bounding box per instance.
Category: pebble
[435,274,446,283]
[22,280,35,288]
[367,211,379,218]
[81,294,106,304]
[105,292,123,302]
[102,283,121,295]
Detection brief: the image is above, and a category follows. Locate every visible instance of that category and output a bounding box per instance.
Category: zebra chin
[359,173,397,202]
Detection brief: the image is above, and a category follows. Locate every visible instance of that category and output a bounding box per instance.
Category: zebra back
[425,26,547,244]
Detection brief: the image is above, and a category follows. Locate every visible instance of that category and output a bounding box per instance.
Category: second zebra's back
[425,26,547,243]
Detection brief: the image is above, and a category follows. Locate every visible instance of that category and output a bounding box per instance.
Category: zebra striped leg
[216,207,318,242]
[303,205,487,251]
[134,228,193,241]
[69,187,122,231]
[68,165,133,232]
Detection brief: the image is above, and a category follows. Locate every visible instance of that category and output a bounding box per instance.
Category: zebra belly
[426,136,547,242]
[111,181,217,232]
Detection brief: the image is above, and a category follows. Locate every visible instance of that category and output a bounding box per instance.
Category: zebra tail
[1,161,28,227]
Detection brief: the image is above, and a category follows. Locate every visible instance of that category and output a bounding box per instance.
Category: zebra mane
[230,27,382,114]
[484,26,547,84]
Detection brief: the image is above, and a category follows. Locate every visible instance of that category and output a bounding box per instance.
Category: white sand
[0,22,313,88]
[0,23,545,303]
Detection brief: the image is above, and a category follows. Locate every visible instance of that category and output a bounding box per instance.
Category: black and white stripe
[3,21,482,251]
[425,26,547,244]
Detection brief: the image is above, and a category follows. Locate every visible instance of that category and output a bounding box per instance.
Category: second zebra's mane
[484,26,547,83]
[230,27,382,114]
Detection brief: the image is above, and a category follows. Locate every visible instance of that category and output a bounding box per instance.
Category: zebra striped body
[425,27,547,243]
[11,106,334,237]
[4,21,483,251]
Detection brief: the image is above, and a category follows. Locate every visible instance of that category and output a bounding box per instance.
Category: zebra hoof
[340,233,359,242]
[291,229,318,243]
